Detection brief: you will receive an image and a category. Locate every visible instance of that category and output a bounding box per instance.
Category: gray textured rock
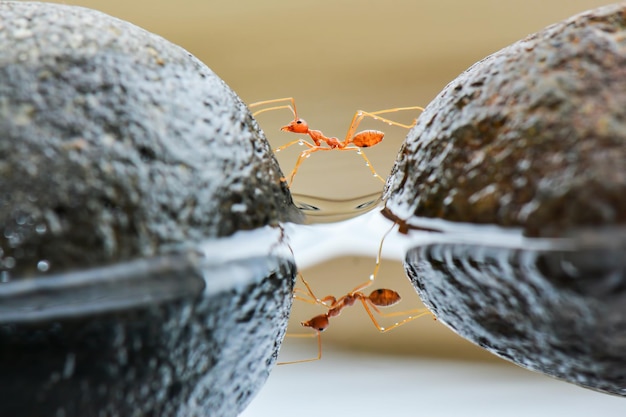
[0,2,301,416]
[405,232,626,396]
[383,4,626,396]
[0,246,296,417]
[0,1,302,278]
[384,4,626,238]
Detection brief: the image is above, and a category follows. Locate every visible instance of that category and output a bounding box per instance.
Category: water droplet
[380,327,386,331]
[387,122,393,126]
[275,148,281,153]
[37,260,50,272]
[305,154,311,159]
[62,353,76,379]
[15,213,28,225]
[365,163,370,167]
[3,257,15,269]
[35,223,47,234]
[356,150,362,155]
[369,274,375,281]
[298,140,304,146]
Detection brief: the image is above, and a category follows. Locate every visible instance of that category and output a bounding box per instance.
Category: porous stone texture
[0,1,302,279]
[385,3,626,396]
[406,233,626,396]
[0,2,301,416]
[0,252,296,417]
[384,4,626,238]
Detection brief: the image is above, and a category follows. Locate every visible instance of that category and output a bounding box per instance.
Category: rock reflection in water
[0,226,295,417]
[404,229,626,396]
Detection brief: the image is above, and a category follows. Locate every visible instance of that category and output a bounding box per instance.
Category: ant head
[301,314,329,332]
[368,289,401,307]
[281,118,308,134]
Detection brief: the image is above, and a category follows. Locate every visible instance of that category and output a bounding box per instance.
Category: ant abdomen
[368,288,402,307]
[351,130,384,148]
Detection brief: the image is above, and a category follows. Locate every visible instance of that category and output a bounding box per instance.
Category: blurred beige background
[37,0,611,362]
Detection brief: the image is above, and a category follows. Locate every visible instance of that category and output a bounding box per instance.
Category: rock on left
[0,2,303,417]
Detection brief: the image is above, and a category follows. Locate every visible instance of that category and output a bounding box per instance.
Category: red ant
[278,274,432,365]
[277,221,432,364]
[249,97,424,187]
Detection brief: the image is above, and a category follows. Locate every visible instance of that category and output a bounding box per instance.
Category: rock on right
[383,4,626,396]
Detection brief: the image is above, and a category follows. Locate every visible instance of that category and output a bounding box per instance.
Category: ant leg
[336,147,385,183]
[372,221,396,282]
[377,307,433,319]
[360,299,433,332]
[364,106,425,129]
[293,288,322,304]
[284,142,383,186]
[364,301,432,320]
[293,289,336,307]
[249,97,298,118]
[293,274,336,307]
[350,222,398,293]
[277,330,322,365]
[342,106,424,143]
[275,138,314,153]
[279,274,330,365]
[285,147,328,186]
[274,139,315,186]
[337,106,424,183]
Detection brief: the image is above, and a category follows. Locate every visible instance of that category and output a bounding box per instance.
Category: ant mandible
[278,274,432,365]
[249,97,424,187]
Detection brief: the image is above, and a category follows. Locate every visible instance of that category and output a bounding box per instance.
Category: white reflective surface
[242,344,625,417]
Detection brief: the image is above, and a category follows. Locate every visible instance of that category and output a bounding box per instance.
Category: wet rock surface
[385,4,626,396]
[0,252,295,417]
[406,231,626,396]
[0,2,300,416]
[0,1,302,279]
[384,4,626,238]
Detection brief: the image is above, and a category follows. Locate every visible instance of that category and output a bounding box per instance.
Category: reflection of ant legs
[350,220,399,292]
[278,273,432,365]
[287,218,396,313]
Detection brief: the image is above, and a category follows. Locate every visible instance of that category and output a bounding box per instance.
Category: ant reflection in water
[250,97,423,187]
[278,224,434,365]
